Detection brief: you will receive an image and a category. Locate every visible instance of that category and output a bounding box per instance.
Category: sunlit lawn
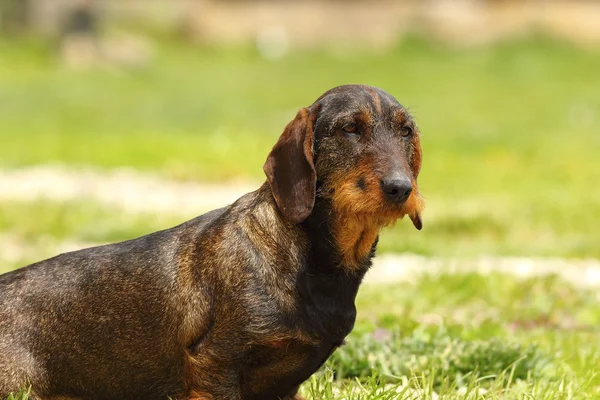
[1,36,600,399]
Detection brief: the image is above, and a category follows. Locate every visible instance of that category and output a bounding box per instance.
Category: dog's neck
[305,196,379,275]
[246,184,366,341]
[254,183,378,277]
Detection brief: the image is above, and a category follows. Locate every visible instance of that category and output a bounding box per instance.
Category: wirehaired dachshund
[0,84,424,400]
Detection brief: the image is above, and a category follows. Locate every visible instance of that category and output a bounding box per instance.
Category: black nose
[381,174,413,203]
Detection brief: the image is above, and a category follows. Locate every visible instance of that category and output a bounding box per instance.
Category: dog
[0,84,424,400]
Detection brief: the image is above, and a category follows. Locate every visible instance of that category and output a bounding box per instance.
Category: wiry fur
[0,85,423,400]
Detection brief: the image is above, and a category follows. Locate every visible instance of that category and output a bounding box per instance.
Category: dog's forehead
[311,85,405,119]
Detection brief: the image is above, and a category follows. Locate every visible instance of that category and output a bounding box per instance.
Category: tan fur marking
[334,215,381,267]
[328,163,424,270]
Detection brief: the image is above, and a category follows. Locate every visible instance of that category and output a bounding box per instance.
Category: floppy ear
[263,107,317,224]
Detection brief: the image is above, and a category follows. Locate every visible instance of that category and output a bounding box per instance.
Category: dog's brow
[391,108,411,124]
[359,108,375,125]
[328,111,360,129]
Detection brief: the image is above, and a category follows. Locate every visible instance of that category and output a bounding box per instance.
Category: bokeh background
[1,1,600,398]
[1,0,599,268]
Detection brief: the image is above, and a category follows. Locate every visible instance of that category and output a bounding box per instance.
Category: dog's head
[264,84,423,230]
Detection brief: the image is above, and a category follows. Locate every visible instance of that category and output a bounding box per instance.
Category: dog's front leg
[184,365,243,400]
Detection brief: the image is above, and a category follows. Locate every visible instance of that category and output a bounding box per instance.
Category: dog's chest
[232,249,362,398]
[237,294,354,398]
[241,338,339,399]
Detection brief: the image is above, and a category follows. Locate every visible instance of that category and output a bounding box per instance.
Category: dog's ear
[264,107,317,224]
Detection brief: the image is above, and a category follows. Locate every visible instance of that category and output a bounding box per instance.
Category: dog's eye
[401,126,413,137]
[341,123,360,137]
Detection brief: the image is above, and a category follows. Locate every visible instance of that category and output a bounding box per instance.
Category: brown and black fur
[0,85,424,400]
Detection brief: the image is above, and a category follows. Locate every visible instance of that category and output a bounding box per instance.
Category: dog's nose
[381,174,412,203]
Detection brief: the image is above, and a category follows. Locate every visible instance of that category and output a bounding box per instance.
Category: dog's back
[0,207,226,399]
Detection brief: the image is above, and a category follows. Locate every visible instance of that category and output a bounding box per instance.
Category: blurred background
[2,1,600,398]
[0,0,599,272]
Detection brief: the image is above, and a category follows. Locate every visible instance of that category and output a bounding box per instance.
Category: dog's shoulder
[175,205,229,237]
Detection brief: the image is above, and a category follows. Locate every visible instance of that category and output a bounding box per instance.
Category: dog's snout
[380,174,412,203]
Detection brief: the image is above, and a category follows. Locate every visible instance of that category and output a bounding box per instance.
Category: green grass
[1,36,599,257]
[2,36,599,398]
[0,200,175,245]
[4,272,600,399]
[310,273,600,398]
[4,389,30,400]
